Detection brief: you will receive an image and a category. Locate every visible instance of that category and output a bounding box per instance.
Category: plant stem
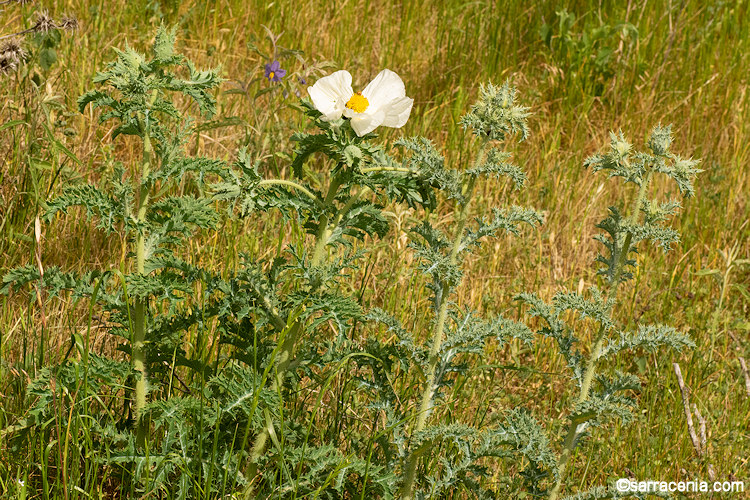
[256,179,323,208]
[133,131,152,448]
[248,318,299,468]
[133,91,158,448]
[332,186,371,228]
[549,170,652,500]
[359,166,414,174]
[248,173,343,478]
[401,142,486,499]
[310,175,342,267]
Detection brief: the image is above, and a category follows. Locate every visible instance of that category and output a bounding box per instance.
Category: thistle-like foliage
[208,73,471,495]
[45,27,225,253]
[460,81,530,141]
[588,126,701,288]
[393,81,548,498]
[213,103,451,349]
[78,25,221,140]
[214,80,548,497]
[4,26,226,300]
[44,26,227,347]
[217,99,450,253]
[406,411,557,498]
[585,126,700,194]
[516,291,586,384]
[520,125,701,500]
[467,146,527,189]
[394,136,462,203]
[2,26,235,489]
[601,324,694,357]
[1,23,707,499]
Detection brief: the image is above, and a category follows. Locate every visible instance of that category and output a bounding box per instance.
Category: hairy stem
[401,142,487,499]
[549,170,652,500]
[248,173,343,478]
[359,166,414,174]
[133,121,155,448]
[249,319,299,467]
[132,90,159,448]
[310,175,342,267]
[256,179,323,207]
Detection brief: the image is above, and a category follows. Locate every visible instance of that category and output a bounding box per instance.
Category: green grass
[1,0,748,497]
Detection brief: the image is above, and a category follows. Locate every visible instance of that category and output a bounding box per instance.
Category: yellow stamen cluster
[269,72,275,80]
[346,92,369,113]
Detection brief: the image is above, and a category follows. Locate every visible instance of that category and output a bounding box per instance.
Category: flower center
[269,72,275,79]
[345,92,369,113]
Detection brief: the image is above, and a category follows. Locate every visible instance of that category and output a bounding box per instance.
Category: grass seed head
[1,38,26,62]
[32,11,57,33]
[60,15,79,31]
[0,39,26,75]
[0,55,17,75]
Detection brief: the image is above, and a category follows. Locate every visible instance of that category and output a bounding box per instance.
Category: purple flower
[264,60,286,83]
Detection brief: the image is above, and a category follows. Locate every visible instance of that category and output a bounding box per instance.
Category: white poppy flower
[308,69,413,136]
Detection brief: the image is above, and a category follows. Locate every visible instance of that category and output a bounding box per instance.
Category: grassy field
[1,0,748,498]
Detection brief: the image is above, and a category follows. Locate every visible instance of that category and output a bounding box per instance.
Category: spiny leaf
[653,154,702,198]
[395,136,460,200]
[516,293,582,383]
[570,392,637,428]
[152,25,181,65]
[553,287,615,332]
[467,147,526,189]
[463,205,543,249]
[584,130,644,185]
[460,81,530,141]
[601,324,694,357]
[45,184,132,234]
[594,206,637,285]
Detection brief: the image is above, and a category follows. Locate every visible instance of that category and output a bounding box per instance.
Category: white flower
[308,69,413,136]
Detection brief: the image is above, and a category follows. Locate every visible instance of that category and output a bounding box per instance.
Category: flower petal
[362,69,405,108]
[308,70,353,121]
[381,96,413,128]
[350,108,386,136]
